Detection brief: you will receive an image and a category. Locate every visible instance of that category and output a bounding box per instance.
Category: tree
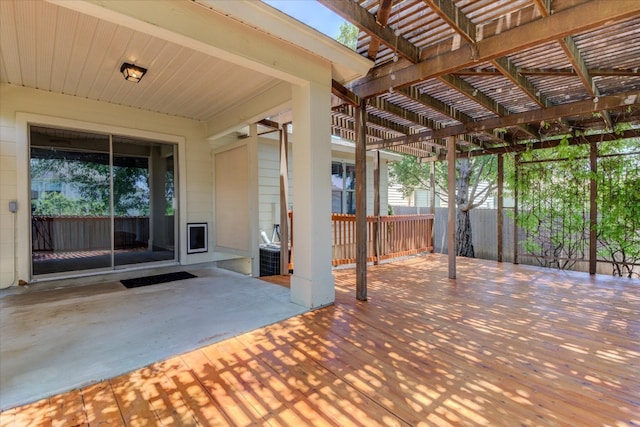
[389,155,497,257]
[31,156,150,217]
[336,21,358,50]
[596,138,640,278]
[516,144,590,270]
[515,135,640,278]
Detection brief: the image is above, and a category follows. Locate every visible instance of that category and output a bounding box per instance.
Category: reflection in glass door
[113,137,176,267]
[30,126,177,276]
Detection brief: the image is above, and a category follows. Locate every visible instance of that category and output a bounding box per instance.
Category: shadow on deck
[1,254,638,425]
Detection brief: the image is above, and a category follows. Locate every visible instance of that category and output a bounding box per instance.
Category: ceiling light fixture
[120,63,147,83]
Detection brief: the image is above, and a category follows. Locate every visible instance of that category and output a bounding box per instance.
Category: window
[331,162,356,214]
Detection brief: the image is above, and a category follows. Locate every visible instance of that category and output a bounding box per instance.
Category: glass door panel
[30,126,111,275]
[113,137,176,267]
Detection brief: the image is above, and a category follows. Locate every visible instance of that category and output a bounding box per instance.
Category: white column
[247,124,260,278]
[290,79,335,308]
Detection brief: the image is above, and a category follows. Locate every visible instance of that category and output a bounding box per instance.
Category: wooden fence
[330,214,434,266]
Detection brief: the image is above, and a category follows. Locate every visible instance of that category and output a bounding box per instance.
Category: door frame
[17,113,186,283]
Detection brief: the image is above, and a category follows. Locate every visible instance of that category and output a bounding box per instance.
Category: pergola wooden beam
[365,89,640,150]
[560,36,614,130]
[352,0,640,98]
[340,94,483,149]
[318,0,420,63]
[387,143,435,158]
[398,86,472,124]
[397,87,510,146]
[531,0,551,15]
[443,127,639,159]
[368,97,437,130]
[257,118,280,129]
[333,83,496,148]
[532,1,613,130]
[336,103,421,139]
[451,68,640,77]
[367,0,394,61]
[423,0,475,44]
[561,36,597,97]
[438,74,539,138]
[332,79,360,107]
[491,57,552,108]
[429,90,638,139]
[331,114,406,141]
[423,0,546,135]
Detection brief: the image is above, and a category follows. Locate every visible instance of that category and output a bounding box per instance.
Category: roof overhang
[195,0,373,85]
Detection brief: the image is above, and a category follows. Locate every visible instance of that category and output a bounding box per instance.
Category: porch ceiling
[324,0,640,158]
[0,0,282,123]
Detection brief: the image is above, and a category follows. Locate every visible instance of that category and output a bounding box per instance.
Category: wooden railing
[34,213,431,268]
[32,216,158,251]
[331,214,434,266]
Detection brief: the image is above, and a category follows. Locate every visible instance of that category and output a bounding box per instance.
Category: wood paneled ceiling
[0,0,281,123]
[324,0,640,159]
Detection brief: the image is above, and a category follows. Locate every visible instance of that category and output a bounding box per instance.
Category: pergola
[320,0,640,298]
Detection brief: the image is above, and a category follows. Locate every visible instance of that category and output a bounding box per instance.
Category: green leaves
[516,138,640,277]
[336,22,358,50]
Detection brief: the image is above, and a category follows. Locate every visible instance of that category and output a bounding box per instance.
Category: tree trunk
[455,158,475,257]
[456,208,474,257]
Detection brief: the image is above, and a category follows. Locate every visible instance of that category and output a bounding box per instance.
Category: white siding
[257,137,294,237]
[257,137,390,233]
[0,83,212,286]
[388,183,409,207]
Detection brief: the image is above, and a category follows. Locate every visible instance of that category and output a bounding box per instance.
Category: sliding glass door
[30,126,177,276]
[112,137,175,267]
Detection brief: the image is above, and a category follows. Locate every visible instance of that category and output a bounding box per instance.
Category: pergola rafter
[325,0,639,157]
[365,89,640,150]
[318,0,420,63]
[350,1,640,98]
[533,2,614,130]
[320,0,640,287]
[366,0,394,61]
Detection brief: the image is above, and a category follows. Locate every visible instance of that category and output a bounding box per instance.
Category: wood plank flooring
[1,254,638,426]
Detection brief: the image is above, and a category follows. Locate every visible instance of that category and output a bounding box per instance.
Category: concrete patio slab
[0,266,306,410]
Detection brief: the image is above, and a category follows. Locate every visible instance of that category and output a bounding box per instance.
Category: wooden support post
[497,154,504,263]
[279,126,290,275]
[513,153,520,265]
[589,141,598,275]
[355,100,368,300]
[447,136,456,279]
[373,149,380,265]
[430,161,436,253]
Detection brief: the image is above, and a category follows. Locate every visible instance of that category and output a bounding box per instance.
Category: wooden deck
[1,254,638,426]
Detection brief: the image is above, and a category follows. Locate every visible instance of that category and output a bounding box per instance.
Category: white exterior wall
[0,83,213,287]
[388,183,409,207]
[257,137,391,234]
[257,136,294,237]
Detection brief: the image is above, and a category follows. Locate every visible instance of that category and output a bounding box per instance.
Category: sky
[262,0,346,40]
